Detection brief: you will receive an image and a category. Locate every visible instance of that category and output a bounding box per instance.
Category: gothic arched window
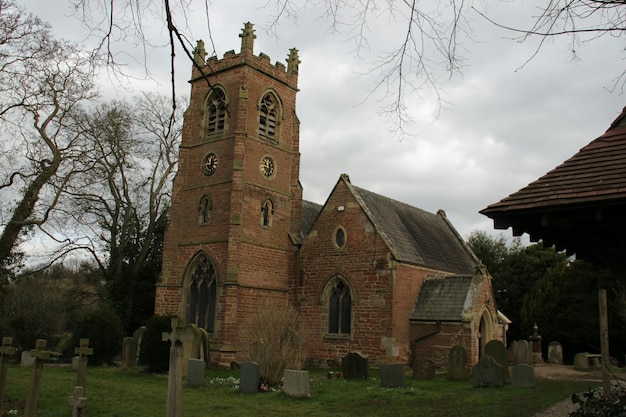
[188,254,217,333]
[261,199,273,227]
[199,195,211,224]
[327,277,352,335]
[258,92,279,141]
[204,87,227,136]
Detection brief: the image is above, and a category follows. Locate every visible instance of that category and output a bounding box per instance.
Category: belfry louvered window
[188,254,217,333]
[205,88,226,135]
[259,93,278,140]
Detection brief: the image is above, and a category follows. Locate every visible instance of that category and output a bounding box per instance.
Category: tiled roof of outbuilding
[410,275,473,321]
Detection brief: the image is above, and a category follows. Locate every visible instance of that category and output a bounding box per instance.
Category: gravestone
[380,364,405,388]
[485,340,509,383]
[24,339,52,417]
[239,362,259,394]
[187,358,205,387]
[447,344,470,380]
[0,337,17,416]
[413,358,435,380]
[68,386,87,417]
[162,318,185,417]
[512,340,532,365]
[283,369,310,398]
[512,364,535,388]
[122,337,135,368]
[74,338,93,394]
[471,356,504,387]
[342,352,369,380]
[548,341,563,365]
[21,350,35,367]
[574,352,590,371]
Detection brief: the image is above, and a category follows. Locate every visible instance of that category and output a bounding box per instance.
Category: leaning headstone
[413,358,435,380]
[548,341,563,365]
[485,340,509,383]
[0,337,17,416]
[512,364,535,388]
[162,318,184,417]
[283,369,310,398]
[68,386,87,417]
[574,352,591,371]
[447,344,470,380]
[471,356,504,387]
[74,338,93,394]
[380,364,405,388]
[187,358,205,387]
[342,352,369,380]
[239,362,259,394]
[24,339,52,417]
[512,340,532,365]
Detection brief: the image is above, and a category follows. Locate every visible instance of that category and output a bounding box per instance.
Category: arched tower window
[199,195,211,224]
[326,276,352,335]
[204,87,227,136]
[188,253,217,333]
[258,92,279,141]
[261,198,274,227]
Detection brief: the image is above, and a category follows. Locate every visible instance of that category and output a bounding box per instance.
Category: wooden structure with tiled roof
[481,106,626,273]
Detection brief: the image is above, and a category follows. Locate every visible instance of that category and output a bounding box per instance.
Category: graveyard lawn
[2,366,598,417]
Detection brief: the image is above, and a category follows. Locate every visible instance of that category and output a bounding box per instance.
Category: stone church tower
[155,23,302,365]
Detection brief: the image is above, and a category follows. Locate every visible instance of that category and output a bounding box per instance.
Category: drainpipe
[412,321,442,363]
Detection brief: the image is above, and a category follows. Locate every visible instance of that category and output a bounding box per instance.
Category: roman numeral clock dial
[260,156,275,178]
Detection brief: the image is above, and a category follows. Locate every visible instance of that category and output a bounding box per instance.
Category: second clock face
[202,153,218,176]
[260,156,275,177]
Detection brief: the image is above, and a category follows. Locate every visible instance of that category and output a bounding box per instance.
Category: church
[154,23,506,369]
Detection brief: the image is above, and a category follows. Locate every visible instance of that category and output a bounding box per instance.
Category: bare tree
[0,0,98,272]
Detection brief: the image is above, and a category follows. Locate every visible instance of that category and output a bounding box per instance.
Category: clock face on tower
[202,153,218,176]
[260,156,275,178]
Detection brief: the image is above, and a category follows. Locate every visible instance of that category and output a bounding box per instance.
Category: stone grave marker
[485,340,509,383]
[512,364,535,388]
[24,339,52,417]
[380,364,405,388]
[21,350,35,367]
[68,386,87,417]
[0,337,17,416]
[447,344,470,380]
[74,338,93,394]
[413,358,435,380]
[239,361,260,394]
[512,340,532,365]
[471,356,504,387]
[283,369,310,398]
[162,318,185,417]
[548,341,563,365]
[574,352,590,371]
[122,337,134,368]
[187,358,205,387]
[342,352,369,380]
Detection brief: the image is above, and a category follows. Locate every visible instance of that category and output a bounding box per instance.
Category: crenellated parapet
[191,23,299,90]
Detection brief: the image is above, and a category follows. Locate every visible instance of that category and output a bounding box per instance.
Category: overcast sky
[21,0,625,243]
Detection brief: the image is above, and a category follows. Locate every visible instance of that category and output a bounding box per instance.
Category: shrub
[571,387,626,416]
[138,315,172,373]
[246,303,306,386]
[72,305,124,366]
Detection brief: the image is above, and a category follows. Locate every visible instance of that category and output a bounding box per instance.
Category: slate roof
[301,199,322,235]
[344,176,478,274]
[410,275,473,321]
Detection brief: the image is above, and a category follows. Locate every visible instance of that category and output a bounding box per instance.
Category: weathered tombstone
[413,358,436,380]
[471,356,504,387]
[512,364,535,388]
[187,358,205,387]
[0,337,17,416]
[122,337,134,368]
[512,340,532,365]
[574,352,599,371]
[68,386,87,417]
[20,350,35,367]
[24,339,52,417]
[342,352,369,380]
[485,340,509,383]
[162,318,185,417]
[548,341,563,365]
[74,338,93,394]
[380,364,405,388]
[283,369,310,398]
[239,361,260,394]
[447,344,470,380]
[529,324,544,364]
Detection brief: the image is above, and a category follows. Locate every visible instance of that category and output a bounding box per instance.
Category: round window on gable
[334,227,346,249]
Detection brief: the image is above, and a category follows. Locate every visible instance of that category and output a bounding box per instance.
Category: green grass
[2,365,597,417]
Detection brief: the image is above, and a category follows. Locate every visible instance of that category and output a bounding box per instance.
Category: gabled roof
[339,175,477,274]
[410,275,474,322]
[301,200,322,236]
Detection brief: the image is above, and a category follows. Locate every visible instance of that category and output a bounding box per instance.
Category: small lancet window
[334,227,346,248]
[199,195,211,224]
[261,199,274,227]
[188,254,217,333]
[205,88,226,136]
[259,93,278,140]
[328,278,352,335]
